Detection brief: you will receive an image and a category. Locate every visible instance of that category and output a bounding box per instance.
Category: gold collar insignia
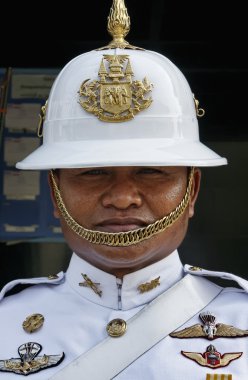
[79,273,102,297]
[137,276,160,293]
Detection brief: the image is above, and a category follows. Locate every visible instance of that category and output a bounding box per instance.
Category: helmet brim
[16,138,227,169]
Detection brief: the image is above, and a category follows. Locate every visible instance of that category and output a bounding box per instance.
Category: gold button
[188,266,202,271]
[48,274,59,280]
[22,313,45,333]
[106,318,127,337]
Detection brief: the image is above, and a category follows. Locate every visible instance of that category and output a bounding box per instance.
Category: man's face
[50,166,201,277]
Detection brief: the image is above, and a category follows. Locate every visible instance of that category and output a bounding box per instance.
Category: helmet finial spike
[97,0,143,50]
[108,0,130,46]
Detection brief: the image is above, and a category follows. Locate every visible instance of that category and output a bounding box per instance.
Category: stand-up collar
[66,251,184,310]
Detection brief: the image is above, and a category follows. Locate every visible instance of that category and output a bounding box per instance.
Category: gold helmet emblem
[79,54,153,122]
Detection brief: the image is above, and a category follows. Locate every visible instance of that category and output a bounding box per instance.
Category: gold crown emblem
[79,55,153,122]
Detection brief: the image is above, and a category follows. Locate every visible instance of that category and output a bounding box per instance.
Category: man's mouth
[95,218,149,233]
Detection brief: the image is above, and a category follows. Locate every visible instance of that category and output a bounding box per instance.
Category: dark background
[1,0,248,287]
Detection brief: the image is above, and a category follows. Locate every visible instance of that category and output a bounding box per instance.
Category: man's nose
[101,178,143,209]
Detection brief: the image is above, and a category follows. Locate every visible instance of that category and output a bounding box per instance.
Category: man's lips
[95,218,149,233]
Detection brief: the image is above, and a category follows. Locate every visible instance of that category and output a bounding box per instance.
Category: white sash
[50,274,222,380]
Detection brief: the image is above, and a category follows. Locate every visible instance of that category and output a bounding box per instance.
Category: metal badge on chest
[170,310,247,373]
[0,343,64,376]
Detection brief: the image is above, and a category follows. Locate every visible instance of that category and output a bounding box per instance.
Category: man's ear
[48,170,60,219]
[188,168,201,218]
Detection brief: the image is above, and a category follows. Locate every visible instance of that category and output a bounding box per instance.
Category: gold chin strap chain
[50,167,195,247]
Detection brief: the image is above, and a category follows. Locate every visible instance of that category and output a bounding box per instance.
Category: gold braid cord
[50,168,195,247]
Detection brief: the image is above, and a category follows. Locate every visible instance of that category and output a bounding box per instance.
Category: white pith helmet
[16,1,227,170]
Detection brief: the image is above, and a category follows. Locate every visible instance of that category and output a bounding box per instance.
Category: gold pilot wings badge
[170,311,248,340]
[0,342,64,376]
[79,55,153,122]
[182,344,242,369]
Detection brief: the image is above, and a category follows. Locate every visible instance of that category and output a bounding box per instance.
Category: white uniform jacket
[0,251,247,379]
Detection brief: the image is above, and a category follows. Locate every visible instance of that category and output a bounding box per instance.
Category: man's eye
[81,169,107,176]
[138,168,163,174]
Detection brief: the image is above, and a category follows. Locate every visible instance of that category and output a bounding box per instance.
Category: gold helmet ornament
[16,0,226,170]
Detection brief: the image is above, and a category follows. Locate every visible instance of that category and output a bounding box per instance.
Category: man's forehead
[56,166,189,179]
[58,166,187,172]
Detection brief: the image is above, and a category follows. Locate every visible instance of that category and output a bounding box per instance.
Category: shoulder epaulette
[184,264,248,292]
[0,271,65,302]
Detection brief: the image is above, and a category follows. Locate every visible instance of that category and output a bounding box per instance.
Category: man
[0,1,247,379]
